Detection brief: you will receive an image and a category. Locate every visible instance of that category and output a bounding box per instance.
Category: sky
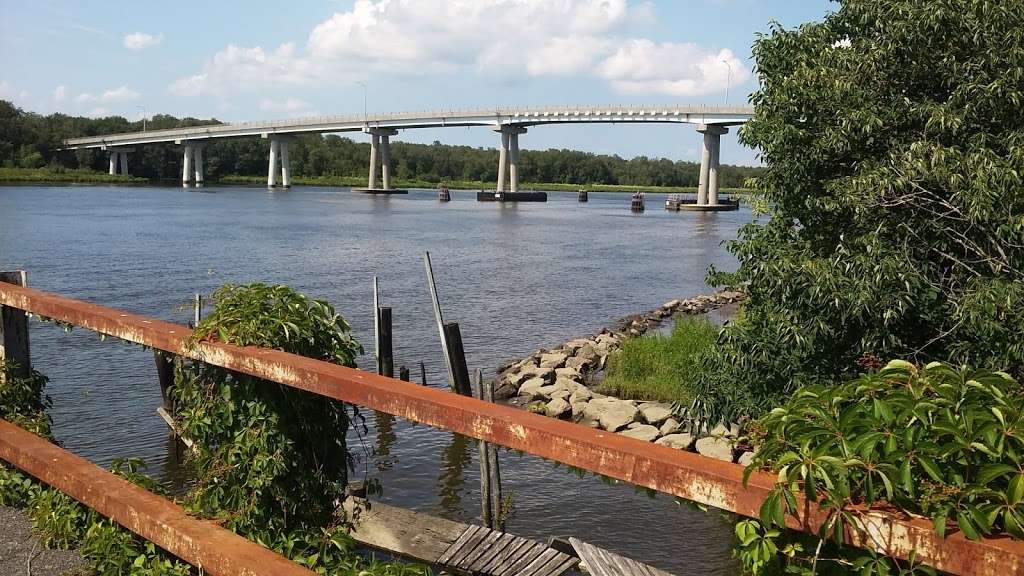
[0,0,835,166]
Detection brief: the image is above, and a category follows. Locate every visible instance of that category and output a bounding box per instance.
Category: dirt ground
[0,507,85,576]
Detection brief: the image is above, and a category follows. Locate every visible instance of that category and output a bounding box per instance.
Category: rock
[639,402,674,426]
[493,382,518,400]
[662,299,682,310]
[656,433,695,450]
[536,384,558,398]
[544,397,571,418]
[710,422,731,437]
[553,376,584,392]
[618,424,661,442]
[574,343,599,363]
[555,367,581,381]
[518,377,548,399]
[696,436,734,462]
[569,389,593,404]
[577,413,601,428]
[719,290,744,301]
[565,356,592,372]
[564,338,592,352]
[539,352,569,369]
[659,418,682,436]
[571,400,589,420]
[550,389,571,401]
[737,451,756,467]
[585,398,639,432]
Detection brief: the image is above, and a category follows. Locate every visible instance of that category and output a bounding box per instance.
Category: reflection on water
[0,184,755,575]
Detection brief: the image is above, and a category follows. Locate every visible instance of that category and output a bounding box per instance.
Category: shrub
[737,360,1024,574]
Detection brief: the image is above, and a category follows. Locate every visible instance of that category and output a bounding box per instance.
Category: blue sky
[1,1,834,165]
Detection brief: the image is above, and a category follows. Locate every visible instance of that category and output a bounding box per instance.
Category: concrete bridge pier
[177,142,206,187]
[105,147,133,176]
[264,135,292,189]
[692,124,733,210]
[355,128,402,193]
[495,125,527,196]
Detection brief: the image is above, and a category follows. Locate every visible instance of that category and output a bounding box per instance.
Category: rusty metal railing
[0,280,1019,575]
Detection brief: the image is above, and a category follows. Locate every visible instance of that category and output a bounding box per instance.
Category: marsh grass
[600,317,718,404]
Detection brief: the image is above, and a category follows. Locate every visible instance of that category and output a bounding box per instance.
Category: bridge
[63,104,754,207]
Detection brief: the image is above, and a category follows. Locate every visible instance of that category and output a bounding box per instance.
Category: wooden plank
[480,536,529,574]
[530,550,577,576]
[343,497,465,564]
[569,537,675,576]
[500,540,549,576]
[437,525,483,566]
[0,271,30,378]
[455,528,503,569]
[517,547,561,576]
[550,556,582,576]
[449,525,492,569]
[468,532,516,573]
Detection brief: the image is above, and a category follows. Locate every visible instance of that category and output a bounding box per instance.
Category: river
[0,184,752,574]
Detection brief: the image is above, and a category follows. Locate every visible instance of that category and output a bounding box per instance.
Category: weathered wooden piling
[399,365,410,382]
[378,306,394,378]
[0,271,30,379]
[442,322,472,397]
[419,361,427,386]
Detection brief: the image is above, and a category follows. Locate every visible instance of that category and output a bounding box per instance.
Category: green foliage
[600,318,718,403]
[698,0,1024,423]
[0,166,146,183]
[738,360,1024,574]
[0,99,762,187]
[175,283,362,535]
[0,361,52,438]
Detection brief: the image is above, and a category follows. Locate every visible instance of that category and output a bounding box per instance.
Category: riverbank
[0,167,146,184]
[495,290,754,464]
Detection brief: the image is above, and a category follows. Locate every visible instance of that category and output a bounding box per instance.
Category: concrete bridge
[64,104,754,207]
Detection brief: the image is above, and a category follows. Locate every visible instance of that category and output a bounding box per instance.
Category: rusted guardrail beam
[0,420,316,576]
[0,281,1018,576]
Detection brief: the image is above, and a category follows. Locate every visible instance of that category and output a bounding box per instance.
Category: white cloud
[52,85,67,102]
[259,97,318,116]
[170,0,748,99]
[599,42,749,97]
[76,85,141,104]
[124,32,163,51]
[87,107,112,117]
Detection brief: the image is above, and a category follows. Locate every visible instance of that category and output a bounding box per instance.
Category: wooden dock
[343,496,678,576]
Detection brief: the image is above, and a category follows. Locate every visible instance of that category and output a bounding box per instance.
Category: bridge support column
[118,151,128,175]
[357,128,399,192]
[109,152,117,175]
[264,135,292,189]
[494,125,527,196]
[696,124,728,206]
[193,145,204,187]
[368,133,379,189]
[182,145,193,188]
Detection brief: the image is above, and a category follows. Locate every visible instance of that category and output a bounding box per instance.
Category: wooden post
[399,365,410,382]
[154,351,175,414]
[483,373,503,530]
[473,369,493,528]
[442,322,472,397]
[373,277,381,375]
[0,271,30,379]
[193,293,202,328]
[419,361,427,386]
[378,307,393,378]
[424,252,456,388]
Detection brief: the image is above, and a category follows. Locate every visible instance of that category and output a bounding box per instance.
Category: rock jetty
[495,290,755,464]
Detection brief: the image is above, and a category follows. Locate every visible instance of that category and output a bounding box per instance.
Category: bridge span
[63,104,754,207]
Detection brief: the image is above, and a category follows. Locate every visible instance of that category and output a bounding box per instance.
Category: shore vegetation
[600,317,717,404]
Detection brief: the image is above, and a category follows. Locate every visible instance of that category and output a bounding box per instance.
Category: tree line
[0,100,762,187]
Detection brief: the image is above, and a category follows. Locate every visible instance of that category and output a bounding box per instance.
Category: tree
[696,0,1024,423]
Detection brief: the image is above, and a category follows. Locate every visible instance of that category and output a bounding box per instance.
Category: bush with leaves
[696,0,1024,423]
[736,360,1024,574]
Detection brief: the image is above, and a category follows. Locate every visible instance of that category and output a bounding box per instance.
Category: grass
[599,317,719,404]
[0,167,147,184]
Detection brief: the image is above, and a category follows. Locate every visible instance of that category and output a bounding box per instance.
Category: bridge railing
[1,278,1000,576]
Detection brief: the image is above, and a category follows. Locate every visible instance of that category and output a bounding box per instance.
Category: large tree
[698,0,1024,421]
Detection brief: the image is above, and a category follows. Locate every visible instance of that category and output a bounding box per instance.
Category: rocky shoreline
[495,290,755,465]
